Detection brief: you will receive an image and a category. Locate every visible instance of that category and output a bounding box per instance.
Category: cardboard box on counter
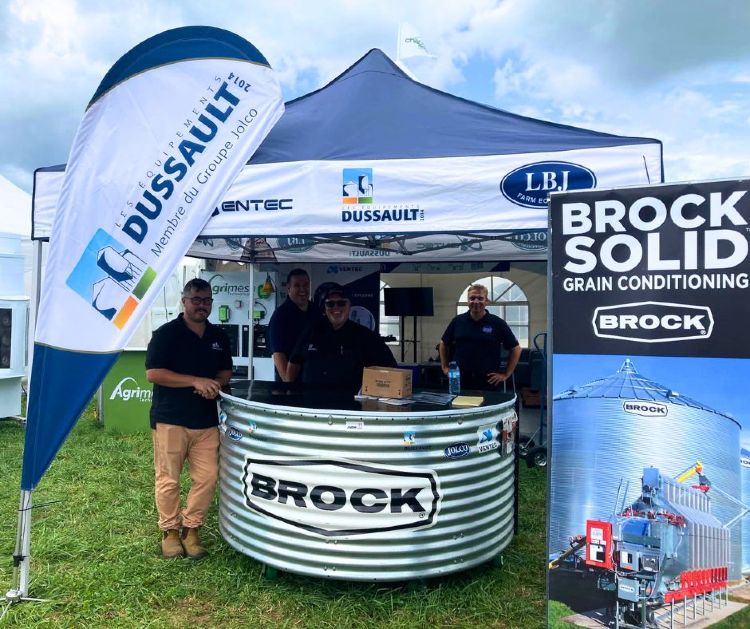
[361,366,413,399]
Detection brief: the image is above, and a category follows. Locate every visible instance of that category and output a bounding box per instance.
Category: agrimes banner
[547,179,750,612]
[22,26,284,490]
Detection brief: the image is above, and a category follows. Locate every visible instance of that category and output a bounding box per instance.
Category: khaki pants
[152,423,219,530]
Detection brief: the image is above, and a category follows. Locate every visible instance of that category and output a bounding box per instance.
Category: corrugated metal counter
[218,382,518,581]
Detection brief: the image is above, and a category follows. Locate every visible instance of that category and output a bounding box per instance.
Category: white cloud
[1,0,749,191]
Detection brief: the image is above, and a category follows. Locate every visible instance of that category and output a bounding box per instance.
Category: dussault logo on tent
[343,167,374,204]
[592,301,714,343]
[66,229,156,329]
[341,167,424,224]
[501,161,596,209]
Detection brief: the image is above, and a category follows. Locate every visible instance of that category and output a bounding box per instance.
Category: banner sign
[186,231,549,263]
[551,179,750,357]
[547,178,750,610]
[100,350,152,434]
[22,26,284,490]
[33,143,662,240]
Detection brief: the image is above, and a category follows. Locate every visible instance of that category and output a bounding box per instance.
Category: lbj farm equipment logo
[67,228,156,329]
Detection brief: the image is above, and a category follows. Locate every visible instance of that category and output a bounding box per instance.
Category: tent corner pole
[248,263,255,383]
[26,239,44,393]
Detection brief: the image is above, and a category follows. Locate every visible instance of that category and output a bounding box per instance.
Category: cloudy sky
[1,0,748,194]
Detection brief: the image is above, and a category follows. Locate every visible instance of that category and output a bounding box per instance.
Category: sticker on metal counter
[477,424,499,453]
[444,442,470,458]
[345,420,364,430]
[403,431,416,446]
[226,426,243,442]
[241,456,441,537]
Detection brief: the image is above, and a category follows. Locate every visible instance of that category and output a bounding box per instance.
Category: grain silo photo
[549,357,743,581]
[742,446,750,574]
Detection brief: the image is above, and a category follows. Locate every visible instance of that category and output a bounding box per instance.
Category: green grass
[715,603,750,628]
[546,600,576,628]
[0,405,547,628]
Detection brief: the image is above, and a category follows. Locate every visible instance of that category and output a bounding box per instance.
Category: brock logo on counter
[242,457,441,537]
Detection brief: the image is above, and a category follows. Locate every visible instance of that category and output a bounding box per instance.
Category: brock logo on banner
[592,301,714,343]
[551,179,750,358]
[242,457,441,537]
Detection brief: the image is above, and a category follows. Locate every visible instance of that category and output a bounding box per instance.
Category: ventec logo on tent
[66,228,156,329]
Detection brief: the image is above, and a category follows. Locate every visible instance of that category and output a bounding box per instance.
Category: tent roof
[248,48,660,164]
[32,48,663,262]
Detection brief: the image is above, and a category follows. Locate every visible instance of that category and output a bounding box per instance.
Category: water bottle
[448,361,461,395]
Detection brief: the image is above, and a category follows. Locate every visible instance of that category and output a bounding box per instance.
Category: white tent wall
[378,263,546,362]
[241,259,546,364]
[0,176,33,302]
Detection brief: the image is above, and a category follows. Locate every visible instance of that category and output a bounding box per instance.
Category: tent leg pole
[248,264,255,383]
[6,489,32,602]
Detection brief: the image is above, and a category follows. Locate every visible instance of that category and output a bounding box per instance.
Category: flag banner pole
[18,25,284,601]
[6,489,32,602]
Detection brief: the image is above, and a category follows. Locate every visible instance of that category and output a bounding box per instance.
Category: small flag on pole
[397,22,436,61]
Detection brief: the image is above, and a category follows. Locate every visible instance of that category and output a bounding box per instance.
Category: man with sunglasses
[286,284,396,393]
[146,278,232,560]
[439,283,521,391]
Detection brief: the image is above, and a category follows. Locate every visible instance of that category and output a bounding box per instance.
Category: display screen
[383,287,434,316]
[0,308,11,368]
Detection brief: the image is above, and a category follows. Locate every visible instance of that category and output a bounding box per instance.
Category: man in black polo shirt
[268,268,317,381]
[286,284,396,394]
[146,278,232,559]
[439,283,521,391]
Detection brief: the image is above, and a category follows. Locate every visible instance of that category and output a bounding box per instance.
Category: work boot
[181,527,207,560]
[161,529,184,559]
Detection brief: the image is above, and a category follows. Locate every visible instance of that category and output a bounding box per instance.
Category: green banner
[100,349,151,433]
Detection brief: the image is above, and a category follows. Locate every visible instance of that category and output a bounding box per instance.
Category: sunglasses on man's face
[324,299,348,308]
[188,297,214,306]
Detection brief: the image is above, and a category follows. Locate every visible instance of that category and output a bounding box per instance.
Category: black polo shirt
[441,312,519,390]
[145,314,233,429]
[268,297,319,381]
[290,318,397,394]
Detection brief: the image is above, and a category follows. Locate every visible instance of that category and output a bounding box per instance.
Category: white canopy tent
[14,49,663,606]
[32,49,663,265]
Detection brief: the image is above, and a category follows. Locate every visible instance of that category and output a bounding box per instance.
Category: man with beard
[146,278,232,559]
[286,284,396,393]
[439,283,521,391]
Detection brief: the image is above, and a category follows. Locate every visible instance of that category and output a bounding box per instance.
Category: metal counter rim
[219,390,517,420]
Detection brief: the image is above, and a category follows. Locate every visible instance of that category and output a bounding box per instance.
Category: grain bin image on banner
[548,355,748,612]
[742,447,750,574]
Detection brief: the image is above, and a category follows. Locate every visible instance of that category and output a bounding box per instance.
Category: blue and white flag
[22,26,284,490]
